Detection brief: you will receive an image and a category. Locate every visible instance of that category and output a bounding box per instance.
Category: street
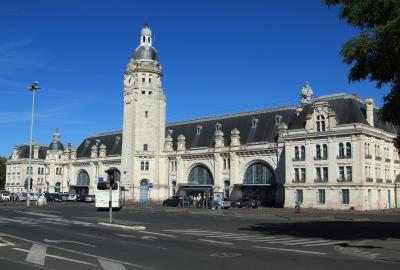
[0,203,399,269]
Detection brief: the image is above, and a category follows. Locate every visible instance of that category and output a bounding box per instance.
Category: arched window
[188,165,213,185]
[346,142,352,157]
[76,170,90,186]
[142,36,145,43]
[338,143,345,158]
[301,146,306,160]
[55,182,61,193]
[316,115,326,132]
[323,144,328,159]
[294,146,299,160]
[316,145,321,159]
[243,162,274,185]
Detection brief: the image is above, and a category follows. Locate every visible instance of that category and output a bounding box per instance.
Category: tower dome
[49,128,64,151]
[133,24,158,62]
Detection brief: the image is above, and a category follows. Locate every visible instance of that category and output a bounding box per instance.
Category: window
[142,36,145,43]
[301,146,306,160]
[294,146,299,160]
[338,166,345,181]
[338,143,345,158]
[149,91,152,95]
[323,167,328,181]
[143,144,148,151]
[316,145,321,159]
[294,168,299,182]
[149,78,152,83]
[342,189,350,204]
[148,37,151,43]
[316,168,321,181]
[346,166,352,181]
[316,115,326,132]
[142,77,145,83]
[145,111,148,118]
[346,142,352,157]
[300,168,306,182]
[251,117,258,128]
[318,189,326,204]
[37,168,41,174]
[296,190,303,204]
[141,161,149,171]
[141,90,145,94]
[323,144,328,159]
[196,125,202,135]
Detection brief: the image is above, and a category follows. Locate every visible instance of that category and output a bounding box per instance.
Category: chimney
[33,145,40,159]
[365,97,374,126]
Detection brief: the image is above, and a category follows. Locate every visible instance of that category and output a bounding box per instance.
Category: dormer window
[316,115,326,132]
[251,117,258,128]
[215,122,222,132]
[196,125,203,135]
[167,129,173,136]
[274,114,282,125]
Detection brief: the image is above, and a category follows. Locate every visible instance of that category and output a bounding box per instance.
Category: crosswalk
[0,216,92,227]
[164,229,347,247]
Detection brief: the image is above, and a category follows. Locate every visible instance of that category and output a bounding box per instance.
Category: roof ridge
[167,105,296,126]
[86,130,122,139]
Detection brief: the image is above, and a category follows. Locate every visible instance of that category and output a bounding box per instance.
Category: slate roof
[11,144,48,160]
[73,94,397,155]
[166,94,397,150]
[76,131,122,158]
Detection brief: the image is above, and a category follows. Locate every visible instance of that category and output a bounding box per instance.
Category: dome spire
[140,24,152,46]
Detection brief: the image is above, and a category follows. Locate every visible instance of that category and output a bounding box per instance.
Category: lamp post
[27,81,40,207]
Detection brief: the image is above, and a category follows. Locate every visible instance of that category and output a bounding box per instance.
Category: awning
[178,184,213,191]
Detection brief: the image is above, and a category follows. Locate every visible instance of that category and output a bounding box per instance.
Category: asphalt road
[0,203,399,270]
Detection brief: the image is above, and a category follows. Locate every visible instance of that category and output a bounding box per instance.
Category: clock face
[125,74,134,87]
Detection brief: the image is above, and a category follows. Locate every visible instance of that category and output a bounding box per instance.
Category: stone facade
[5,25,400,210]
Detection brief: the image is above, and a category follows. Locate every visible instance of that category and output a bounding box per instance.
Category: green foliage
[324,0,400,149]
[0,156,7,189]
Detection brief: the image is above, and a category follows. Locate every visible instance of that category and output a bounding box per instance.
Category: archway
[139,179,149,203]
[178,165,214,206]
[71,170,90,195]
[235,161,276,206]
[55,182,61,193]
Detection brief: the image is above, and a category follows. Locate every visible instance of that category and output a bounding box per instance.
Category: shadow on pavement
[240,221,400,241]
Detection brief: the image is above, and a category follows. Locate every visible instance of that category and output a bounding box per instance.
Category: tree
[0,156,7,189]
[324,0,400,149]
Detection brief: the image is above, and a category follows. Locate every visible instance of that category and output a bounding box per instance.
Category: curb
[98,222,146,231]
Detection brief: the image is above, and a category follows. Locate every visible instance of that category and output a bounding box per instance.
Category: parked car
[233,198,253,208]
[67,194,77,201]
[222,198,232,209]
[18,193,27,201]
[162,196,184,207]
[29,193,38,201]
[84,195,95,202]
[1,191,11,201]
[52,193,63,202]
[60,193,68,201]
[76,195,86,202]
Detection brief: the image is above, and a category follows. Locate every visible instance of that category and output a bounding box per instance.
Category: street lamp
[26,81,40,207]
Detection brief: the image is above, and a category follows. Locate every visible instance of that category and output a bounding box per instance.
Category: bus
[95,181,124,210]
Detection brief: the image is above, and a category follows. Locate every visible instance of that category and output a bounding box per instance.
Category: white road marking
[253,246,327,255]
[249,237,279,242]
[13,211,60,218]
[198,239,233,245]
[44,238,96,247]
[98,222,146,231]
[254,238,294,244]
[303,241,346,247]
[138,231,176,237]
[99,258,127,270]
[3,233,154,270]
[0,238,14,247]
[25,243,47,265]
[114,233,138,239]
[284,239,330,246]
[14,248,97,266]
[79,233,106,239]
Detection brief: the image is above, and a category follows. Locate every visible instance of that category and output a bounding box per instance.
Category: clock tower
[121,24,167,201]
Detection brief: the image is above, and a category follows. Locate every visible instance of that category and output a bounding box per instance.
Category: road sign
[98,176,104,182]
[148,183,154,189]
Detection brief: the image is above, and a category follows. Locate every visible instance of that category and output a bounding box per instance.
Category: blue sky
[0,0,389,156]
